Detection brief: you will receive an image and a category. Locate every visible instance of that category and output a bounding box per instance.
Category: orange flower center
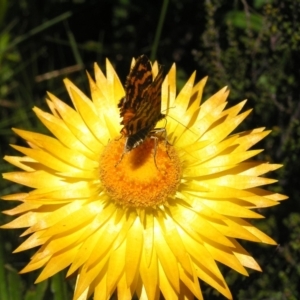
[99,137,181,208]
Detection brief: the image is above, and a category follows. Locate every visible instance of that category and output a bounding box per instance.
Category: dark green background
[0,0,299,299]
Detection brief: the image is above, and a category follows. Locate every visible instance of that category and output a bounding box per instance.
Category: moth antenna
[165,112,197,136]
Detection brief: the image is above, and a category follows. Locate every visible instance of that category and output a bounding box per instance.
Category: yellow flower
[1,57,287,300]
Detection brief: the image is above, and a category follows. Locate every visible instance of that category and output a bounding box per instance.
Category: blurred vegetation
[0,0,299,299]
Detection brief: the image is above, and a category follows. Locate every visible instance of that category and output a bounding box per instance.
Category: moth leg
[150,128,169,145]
[150,135,159,169]
[150,128,171,161]
[115,134,123,141]
[115,137,128,167]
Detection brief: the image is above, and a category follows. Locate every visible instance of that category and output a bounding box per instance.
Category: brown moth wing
[118,55,165,154]
[118,55,153,131]
[124,65,165,136]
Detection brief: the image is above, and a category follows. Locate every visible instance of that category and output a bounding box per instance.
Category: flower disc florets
[99,137,181,208]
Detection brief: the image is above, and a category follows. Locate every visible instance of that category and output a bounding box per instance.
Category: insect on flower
[117,55,166,165]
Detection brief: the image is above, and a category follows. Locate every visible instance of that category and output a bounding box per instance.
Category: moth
[117,55,165,164]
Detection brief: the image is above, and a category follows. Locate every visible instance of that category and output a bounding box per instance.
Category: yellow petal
[125,216,143,286]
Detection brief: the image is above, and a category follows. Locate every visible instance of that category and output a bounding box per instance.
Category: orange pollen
[99,137,181,208]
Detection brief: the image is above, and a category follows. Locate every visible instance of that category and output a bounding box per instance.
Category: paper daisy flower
[1,56,287,300]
